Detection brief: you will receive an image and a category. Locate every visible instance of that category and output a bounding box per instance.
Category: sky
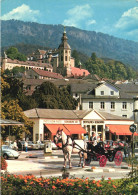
[1,0,138,42]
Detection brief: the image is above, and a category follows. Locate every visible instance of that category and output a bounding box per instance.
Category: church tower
[58,27,72,76]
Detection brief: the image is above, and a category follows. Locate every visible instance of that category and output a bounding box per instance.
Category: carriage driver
[90,132,97,146]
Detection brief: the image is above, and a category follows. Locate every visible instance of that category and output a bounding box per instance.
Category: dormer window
[110,91,114,95]
[101,91,104,95]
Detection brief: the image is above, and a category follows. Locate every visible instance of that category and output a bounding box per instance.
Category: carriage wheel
[114,151,122,166]
[99,155,107,167]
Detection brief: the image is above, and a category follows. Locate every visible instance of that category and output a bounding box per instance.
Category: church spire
[64,26,66,33]
[62,26,68,41]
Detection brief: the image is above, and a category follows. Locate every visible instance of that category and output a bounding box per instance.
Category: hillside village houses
[2,28,90,78]
[2,52,53,72]
[1,28,138,144]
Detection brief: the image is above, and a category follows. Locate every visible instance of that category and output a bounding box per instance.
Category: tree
[91,52,97,62]
[1,73,37,110]
[32,81,78,110]
[72,50,80,67]
[1,100,33,140]
[6,47,27,61]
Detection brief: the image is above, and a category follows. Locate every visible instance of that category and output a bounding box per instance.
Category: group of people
[84,132,134,158]
[13,140,28,152]
[84,132,99,145]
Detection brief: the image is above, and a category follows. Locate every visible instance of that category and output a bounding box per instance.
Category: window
[122,102,127,109]
[100,102,105,109]
[111,102,115,109]
[65,56,67,61]
[110,91,114,95]
[122,115,127,118]
[89,102,93,109]
[101,91,104,95]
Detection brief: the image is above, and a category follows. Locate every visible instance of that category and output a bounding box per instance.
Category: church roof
[58,42,71,49]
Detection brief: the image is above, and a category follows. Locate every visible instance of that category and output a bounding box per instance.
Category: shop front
[105,124,138,141]
[44,123,86,141]
[24,108,135,143]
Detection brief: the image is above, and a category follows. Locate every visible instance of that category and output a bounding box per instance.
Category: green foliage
[1,73,34,139]
[12,66,25,75]
[1,99,33,139]
[85,53,137,80]
[6,46,27,61]
[1,174,138,194]
[72,49,89,68]
[32,81,78,110]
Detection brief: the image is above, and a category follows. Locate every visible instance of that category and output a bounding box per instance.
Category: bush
[1,174,138,194]
[1,157,8,170]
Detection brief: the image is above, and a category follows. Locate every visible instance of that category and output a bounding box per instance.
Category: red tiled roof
[32,68,63,79]
[38,49,47,55]
[71,67,90,77]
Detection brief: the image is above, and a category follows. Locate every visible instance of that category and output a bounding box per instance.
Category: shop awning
[64,124,86,135]
[106,125,138,136]
[45,124,70,135]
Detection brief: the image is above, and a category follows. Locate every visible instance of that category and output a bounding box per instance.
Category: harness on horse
[62,135,73,148]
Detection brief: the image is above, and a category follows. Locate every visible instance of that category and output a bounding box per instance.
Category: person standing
[90,132,97,146]
[24,141,28,152]
[13,140,18,151]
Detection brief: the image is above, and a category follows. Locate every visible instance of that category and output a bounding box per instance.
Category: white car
[2,145,20,159]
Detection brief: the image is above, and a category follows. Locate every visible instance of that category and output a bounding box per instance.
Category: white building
[24,108,135,142]
[71,80,138,120]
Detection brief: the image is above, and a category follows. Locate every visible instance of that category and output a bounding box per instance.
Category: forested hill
[2,20,138,70]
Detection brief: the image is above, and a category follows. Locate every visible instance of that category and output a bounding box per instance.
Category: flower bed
[1,174,138,195]
[1,157,7,170]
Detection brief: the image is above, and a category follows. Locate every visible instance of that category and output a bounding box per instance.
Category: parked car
[17,141,33,151]
[35,141,44,149]
[3,141,14,149]
[2,145,20,159]
[27,141,38,150]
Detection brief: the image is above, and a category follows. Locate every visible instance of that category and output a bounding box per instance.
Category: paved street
[5,149,135,180]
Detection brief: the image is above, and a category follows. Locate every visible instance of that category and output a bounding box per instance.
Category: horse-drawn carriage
[85,140,123,167]
[55,129,124,168]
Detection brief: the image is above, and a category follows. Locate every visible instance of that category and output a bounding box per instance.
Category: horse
[54,129,86,169]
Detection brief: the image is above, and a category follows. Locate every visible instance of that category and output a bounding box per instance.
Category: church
[29,27,89,78]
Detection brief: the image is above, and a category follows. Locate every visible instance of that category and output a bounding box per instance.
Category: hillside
[2,20,138,70]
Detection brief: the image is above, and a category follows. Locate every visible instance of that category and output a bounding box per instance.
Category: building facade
[24,108,135,143]
[71,80,138,120]
[2,54,53,72]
